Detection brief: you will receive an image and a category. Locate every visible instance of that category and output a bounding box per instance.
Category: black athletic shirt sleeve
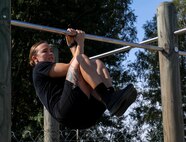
[32,61,65,115]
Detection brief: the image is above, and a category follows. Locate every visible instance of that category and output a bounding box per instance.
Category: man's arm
[49,63,70,77]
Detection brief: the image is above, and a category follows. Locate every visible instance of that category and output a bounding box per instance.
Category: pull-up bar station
[1,1,185,142]
[11,5,186,141]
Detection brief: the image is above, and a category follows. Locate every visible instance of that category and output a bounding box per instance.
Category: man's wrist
[68,41,77,48]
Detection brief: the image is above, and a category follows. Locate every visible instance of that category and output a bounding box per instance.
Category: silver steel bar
[179,51,186,56]
[139,37,158,44]
[90,37,158,59]
[11,20,162,51]
[11,20,70,35]
[90,46,132,59]
[85,34,162,51]
[174,28,186,35]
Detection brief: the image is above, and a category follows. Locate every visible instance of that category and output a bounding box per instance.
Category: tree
[11,0,137,141]
[174,0,186,139]
[128,1,186,141]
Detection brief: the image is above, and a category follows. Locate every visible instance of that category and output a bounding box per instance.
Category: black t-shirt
[32,61,66,115]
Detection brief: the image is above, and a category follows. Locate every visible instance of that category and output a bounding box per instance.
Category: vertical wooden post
[0,0,11,142]
[157,2,184,142]
[44,107,60,142]
[44,46,59,142]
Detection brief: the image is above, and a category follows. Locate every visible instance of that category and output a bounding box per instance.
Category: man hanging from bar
[29,28,137,129]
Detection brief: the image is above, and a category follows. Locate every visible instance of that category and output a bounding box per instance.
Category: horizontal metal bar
[90,46,132,59]
[11,20,71,35]
[11,20,162,51]
[139,37,158,44]
[90,37,159,59]
[179,51,186,56]
[174,28,186,35]
[86,34,163,51]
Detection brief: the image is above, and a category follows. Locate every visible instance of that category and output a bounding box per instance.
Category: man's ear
[32,55,38,63]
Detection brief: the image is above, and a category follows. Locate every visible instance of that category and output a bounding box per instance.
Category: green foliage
[11,0,137,141]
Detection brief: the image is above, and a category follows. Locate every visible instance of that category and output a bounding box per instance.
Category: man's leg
[66,57,92,98]
[76,54,137,117]
[76,54,103,89]
[90,59,137,116]
[90,59,112,88]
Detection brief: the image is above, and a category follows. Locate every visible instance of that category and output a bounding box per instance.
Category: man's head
[29,41,55,67]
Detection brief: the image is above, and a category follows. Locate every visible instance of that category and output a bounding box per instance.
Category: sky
[131,0,172,41]
[127,0,172,60]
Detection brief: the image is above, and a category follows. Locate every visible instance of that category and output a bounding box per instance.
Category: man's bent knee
[76,54,89,64]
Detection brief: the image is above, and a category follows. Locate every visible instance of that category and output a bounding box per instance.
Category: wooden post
[0,0,11,142]
[157,2,184,142]
[44,46,59,142]
[44,107,60,142]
